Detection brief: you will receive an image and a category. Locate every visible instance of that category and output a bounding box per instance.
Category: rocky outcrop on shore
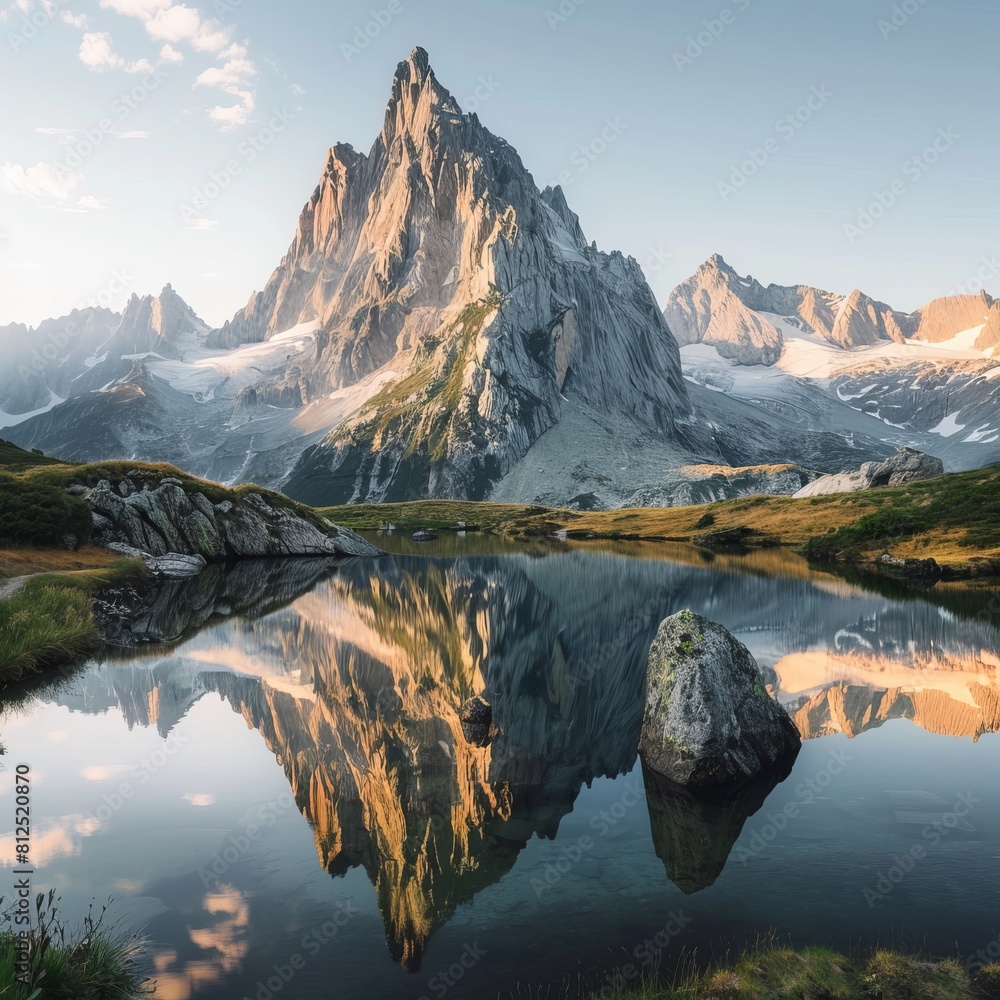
[84,475,381,562]
[794,447,944,498]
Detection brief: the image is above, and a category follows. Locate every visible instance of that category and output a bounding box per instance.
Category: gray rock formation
[625,463,821,508]
[794,447,943,497]
[639,611,801,788]
[86,476,380,559]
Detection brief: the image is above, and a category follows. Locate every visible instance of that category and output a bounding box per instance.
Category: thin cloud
[77,194,110,211]
[79,31,154,74]
[0,161,81,203]
[98,0,259,129]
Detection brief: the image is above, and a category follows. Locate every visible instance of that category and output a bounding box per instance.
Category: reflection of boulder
[35,549,1000,970]
[639,612,801,788]
[641,758,794,894]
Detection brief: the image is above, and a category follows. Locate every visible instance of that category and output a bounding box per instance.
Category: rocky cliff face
[794,447,944,498]
[232,48,691,503]
[99,284,209,363]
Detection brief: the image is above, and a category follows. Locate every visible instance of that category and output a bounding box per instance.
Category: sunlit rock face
[271,48,691,503]
[39,552,1000,964]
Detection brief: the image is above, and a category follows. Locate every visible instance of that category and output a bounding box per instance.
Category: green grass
[321,465,1000,579]
[344,291,503,464]
[0,580,98,685]
[0,475,93,549]
[0,890,152,999]
[611,946,999,1000]
[0,560,144,685]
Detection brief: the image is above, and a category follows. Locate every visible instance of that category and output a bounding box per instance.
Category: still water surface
[2,542,999,999]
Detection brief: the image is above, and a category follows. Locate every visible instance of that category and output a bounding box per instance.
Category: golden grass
[0,545,125,581]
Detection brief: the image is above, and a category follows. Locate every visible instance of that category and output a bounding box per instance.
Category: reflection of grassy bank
[0,892,152,999]
[615,947,1000,999]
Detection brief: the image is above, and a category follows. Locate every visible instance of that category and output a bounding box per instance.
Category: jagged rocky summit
[639,611,801,788]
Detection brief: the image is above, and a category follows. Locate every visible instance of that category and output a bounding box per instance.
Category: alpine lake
[2,532,999,999]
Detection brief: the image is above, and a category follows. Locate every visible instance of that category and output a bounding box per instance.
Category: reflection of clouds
[150,887,250,998]
[0,814,102,866]
[48,730,70,742]
[182,793,216,807]
[82,765,132,781]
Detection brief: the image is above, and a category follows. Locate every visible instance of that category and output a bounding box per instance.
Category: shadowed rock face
[33,551,1000,965]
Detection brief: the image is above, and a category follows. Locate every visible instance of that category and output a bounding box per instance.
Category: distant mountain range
[3,49,998,507]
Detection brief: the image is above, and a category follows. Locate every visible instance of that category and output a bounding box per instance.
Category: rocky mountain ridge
[667,254,998,366]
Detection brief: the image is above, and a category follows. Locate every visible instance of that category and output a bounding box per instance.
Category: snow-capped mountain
[7,51,965,506]
[666,254,999,365]
[0,308,119,422]
[670,255,1000,467]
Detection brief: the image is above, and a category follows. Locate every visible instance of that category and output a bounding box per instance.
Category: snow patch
[0,391,66,430]
[929,412,967,438]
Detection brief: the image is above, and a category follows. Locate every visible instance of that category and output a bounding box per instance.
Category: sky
[1,0,998,328]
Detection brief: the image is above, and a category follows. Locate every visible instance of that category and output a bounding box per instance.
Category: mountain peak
[381,47,459,147]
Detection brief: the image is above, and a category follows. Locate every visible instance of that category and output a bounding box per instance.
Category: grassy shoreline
[0,550,146,687]
[606,944,1000,999]
[0,891,152,999]
[320,464,1000,582]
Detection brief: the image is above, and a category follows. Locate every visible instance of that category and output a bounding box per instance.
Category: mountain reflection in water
[32,550,1000,971]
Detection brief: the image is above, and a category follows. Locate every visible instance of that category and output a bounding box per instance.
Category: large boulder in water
[639,611,800,788]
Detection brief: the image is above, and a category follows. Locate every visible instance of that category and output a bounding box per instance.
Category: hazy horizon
[2,0,998,328]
